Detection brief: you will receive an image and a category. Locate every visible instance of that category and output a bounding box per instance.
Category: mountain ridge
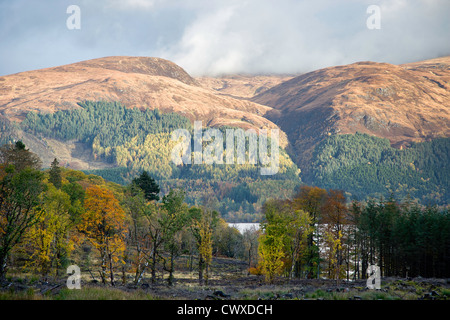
[251,57,450,170]
[0,56,283,144]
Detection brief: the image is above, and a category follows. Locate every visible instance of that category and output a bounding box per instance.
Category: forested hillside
[1,100,447,217]
[14,101,302,221]
[307,133,449,205]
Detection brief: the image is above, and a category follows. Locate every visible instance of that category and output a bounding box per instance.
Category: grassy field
[1,272,449,301]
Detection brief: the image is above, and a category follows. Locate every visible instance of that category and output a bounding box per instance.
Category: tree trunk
[289,255,297,280]
[151,247,157,284]
[168,247,175,286]
[100,251,107,284]
[134,262,141,285]
[198,254,204,285]
[0,251,8,281]
[306,233,314,278]
[122,263,126,285]
[205,262,209,286]
[135,261,148,285]
[108,252,115,286]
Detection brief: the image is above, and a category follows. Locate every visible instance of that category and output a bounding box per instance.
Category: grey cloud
[0,0,449,76]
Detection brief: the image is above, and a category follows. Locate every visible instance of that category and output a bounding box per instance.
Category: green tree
[0,165,45,279]
[259,199,313,281]
[258,230,285,283]
[0,141,42,171]
[48,158,62,189]
[122,183,152,285]
[133,171,160,201]
[292,186,327,278]
[258,200,286,283]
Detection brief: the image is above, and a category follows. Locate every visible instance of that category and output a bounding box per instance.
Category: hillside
[0,56,293,172]
[0,56,282,137]
[196,74,295,99]
[2,100,300,222]
[252,57,450,170]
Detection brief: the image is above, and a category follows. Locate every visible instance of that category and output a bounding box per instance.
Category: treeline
[22,100,191,148]
[257,186,450,283]
[0,141,258,285]
[308,132,449,205]
[156,178,300,222]
[21,100,192,177]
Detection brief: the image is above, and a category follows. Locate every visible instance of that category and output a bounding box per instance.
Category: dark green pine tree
[0,140,42,171]
[49,158,62,189]
[132,171,160,201]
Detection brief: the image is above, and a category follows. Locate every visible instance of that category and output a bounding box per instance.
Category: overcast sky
[0,0,449,76]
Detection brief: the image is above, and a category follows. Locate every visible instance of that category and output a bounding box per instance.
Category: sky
[0,0,449,76]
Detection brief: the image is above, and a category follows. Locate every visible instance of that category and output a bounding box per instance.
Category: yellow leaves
[83,185,126,234]
[258,233,285,283]
[23,185,74,275]
[81,185,127,267]
[192,211,214,266]
[325,230,343,254]
[114,133,177,179]
[324,229,343,280]
[198,224,212,264]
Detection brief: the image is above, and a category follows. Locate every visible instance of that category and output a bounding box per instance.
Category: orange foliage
[80,185,127,284]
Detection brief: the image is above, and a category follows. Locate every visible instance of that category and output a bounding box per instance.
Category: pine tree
[132,171,160,201]
[0,141,42,171]
[49,158,62,189]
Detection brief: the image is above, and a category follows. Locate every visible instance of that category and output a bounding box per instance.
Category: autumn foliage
[1,141,449,287]
[79,185,127,285]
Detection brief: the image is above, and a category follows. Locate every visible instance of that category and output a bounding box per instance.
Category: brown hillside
[252,57,450,168]
[0,56,289,168]
[0,56,281,137]
[196,74,295,99]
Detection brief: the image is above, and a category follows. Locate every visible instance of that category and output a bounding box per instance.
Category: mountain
[0,56,290,169]
[0,56,281,134]
[252,56,450,171]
